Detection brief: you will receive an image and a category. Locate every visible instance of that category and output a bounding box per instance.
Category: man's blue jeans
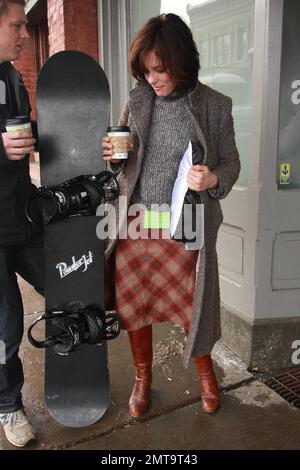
[0,235,44,413]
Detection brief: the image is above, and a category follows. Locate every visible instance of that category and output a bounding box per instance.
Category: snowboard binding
[28,304,121,355]
[25,170,120,226]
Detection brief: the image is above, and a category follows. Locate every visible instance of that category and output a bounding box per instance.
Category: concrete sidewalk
[0,277,299,451]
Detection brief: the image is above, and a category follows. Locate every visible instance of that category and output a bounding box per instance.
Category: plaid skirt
[114,216,199,331]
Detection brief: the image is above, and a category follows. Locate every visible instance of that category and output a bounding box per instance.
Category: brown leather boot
[194,354,220,413]
[128,325,152,418]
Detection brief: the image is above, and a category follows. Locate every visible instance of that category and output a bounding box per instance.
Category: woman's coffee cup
[5,116,32,133]
[107,126,130,159]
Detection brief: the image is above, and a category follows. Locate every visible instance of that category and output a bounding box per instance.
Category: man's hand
[187,165,218,192]
[2,130,36,161]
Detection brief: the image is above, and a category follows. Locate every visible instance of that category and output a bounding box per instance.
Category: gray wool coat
[105,80,240,367]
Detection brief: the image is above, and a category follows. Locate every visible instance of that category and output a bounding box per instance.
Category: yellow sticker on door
[280,163,291,184]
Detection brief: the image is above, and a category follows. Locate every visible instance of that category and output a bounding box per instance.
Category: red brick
[12,1,100,118]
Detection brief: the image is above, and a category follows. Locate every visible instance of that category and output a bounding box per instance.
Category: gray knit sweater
[131,94,197,209]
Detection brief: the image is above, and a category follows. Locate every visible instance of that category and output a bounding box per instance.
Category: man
[0,0,44,447]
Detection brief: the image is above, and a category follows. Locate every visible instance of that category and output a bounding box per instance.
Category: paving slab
[1,162,298,452]
[71,381,300,450]
[1,269,253,450]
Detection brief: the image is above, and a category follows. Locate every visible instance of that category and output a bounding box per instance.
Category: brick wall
[13,0,100,117]
[48,0,65,55]
[64,0,99,62]
[48,0,99,61]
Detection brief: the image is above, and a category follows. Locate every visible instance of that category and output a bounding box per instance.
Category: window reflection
[237,27,249,62]
[215,33,230,66]
[199,40,209,68]
[131,0,255,186]
[277,0,300,190]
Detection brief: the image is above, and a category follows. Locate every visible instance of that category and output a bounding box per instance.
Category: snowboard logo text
[56,252,93,279]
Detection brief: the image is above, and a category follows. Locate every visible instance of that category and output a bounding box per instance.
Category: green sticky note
[143,211,170,229]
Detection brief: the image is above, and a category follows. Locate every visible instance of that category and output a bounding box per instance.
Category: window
[215,33,231,66]
[27,0,49,73]
[129,0,255,186]
[100,0,255,186]
[99,0,131,124]
[277,0,300,190]
[199,39,209,68]
[34,19,49,74]
[237,27,249,61]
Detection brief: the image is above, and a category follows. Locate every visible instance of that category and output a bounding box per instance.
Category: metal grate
[264,367,300,409]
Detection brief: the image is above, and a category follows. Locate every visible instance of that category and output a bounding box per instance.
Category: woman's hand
[102,136,133,164]
[102,136,122,164]
[187,165,218,192]
[2,130,35,161]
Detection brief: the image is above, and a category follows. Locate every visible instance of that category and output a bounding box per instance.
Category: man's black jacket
[0,62,35,247]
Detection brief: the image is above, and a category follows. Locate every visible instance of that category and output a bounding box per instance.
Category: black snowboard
[36,51,110,427]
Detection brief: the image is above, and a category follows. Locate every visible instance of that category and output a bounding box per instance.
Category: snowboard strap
[25,170,120,226]
[28,305,121,355]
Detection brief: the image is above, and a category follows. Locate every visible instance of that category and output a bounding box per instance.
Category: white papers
[170,141,193,238]
[170,141,204,251]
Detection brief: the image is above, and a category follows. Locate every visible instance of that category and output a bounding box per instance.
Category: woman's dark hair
[129,13,200,89]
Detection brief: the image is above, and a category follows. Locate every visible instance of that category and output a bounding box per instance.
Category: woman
[102,13,240,418]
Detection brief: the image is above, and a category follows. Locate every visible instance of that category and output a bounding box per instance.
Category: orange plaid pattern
[114,217,198,331]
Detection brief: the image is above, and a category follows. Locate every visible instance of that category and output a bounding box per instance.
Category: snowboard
[35,51,112,427]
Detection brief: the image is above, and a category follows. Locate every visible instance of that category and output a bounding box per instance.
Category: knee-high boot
[194,354,220,413]
[128,325,152,418]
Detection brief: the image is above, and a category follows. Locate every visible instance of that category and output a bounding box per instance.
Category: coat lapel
[187,82,209,165]
[128,82,155,148]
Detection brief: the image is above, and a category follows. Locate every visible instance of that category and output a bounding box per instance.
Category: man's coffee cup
[107,126,130,159]
[5,116,32,133]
